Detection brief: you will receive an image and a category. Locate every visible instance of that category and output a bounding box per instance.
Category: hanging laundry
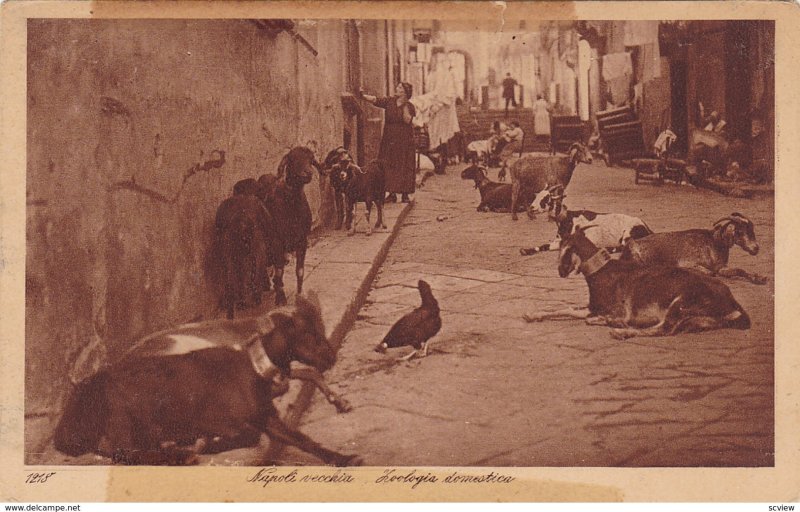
[607,75,631,106]
[602,52,633,81]
[623,21,659,47]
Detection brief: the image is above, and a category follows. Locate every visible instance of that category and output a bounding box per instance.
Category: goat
[465,136,499,166]
[263,147,321,305]
[54,293,362,466]
[322,147,359,230]
[322,147,387,236]
[523,226,751,339]
[344,159,387,236]
[520,185,653,255]
[460,164,537,215]
[233,178,262,198]
[621,212,767,285]
[212,195,275,319]
[508,142,593,220]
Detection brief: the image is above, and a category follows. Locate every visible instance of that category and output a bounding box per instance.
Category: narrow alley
[294,162,774,467]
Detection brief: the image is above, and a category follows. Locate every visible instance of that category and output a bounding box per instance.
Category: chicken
[375,280,442,361]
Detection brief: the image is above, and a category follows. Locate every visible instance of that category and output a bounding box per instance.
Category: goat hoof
[609,329,632,340]
[274,291,287,306]
[522,313,543,323]
[752,275,768,285]
[512,215,519,221]
[333,398,353,413]
[365,228,372,236]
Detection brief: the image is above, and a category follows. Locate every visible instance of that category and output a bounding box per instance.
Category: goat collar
[247,340,279,379]
[579,248,612,276]
[238,316,280,380]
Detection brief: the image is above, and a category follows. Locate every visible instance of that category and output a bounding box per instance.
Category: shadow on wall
[24,18,347,461]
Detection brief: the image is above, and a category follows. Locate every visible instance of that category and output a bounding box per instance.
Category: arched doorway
[446,49,475,104]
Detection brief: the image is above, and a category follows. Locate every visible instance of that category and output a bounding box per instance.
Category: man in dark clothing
[502,73,518,114]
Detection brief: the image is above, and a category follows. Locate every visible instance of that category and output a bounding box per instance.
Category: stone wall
[25,19,354,455]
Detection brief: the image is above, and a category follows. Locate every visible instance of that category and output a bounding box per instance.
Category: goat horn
[730,212,753,225]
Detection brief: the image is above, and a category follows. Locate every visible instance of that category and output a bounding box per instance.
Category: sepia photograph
[2,0,797,503]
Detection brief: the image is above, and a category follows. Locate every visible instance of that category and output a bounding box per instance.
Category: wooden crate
[550,115,589,154]
[596,106,645,166]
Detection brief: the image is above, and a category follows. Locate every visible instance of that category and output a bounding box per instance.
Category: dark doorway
[669,58,688,156]
[724,22,753,143]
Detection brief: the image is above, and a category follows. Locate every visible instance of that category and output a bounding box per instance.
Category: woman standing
[533,95,552,141]
[359,83,417,203]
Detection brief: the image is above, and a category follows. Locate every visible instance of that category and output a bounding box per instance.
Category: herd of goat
[53,143,767,468]
[460,142,766,340]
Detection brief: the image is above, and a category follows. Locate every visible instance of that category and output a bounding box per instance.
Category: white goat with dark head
[520,185,653,256]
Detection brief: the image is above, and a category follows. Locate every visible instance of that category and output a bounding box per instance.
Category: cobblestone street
[293,161,774,467]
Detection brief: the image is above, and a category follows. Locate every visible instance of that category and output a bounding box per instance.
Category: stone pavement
[287,160,774,467]
[35,163,774,468]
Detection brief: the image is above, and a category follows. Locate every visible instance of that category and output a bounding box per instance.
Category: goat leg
[263,415,362,467]
[273,264,287,306]
[511,181,520,220]
[375,199,387,230]
[289,367,352,413]
[295,246,306,296]
[335,193,346,230]
[717,266,768,285]
[520,240,558,256]
[345,197,355,234]
[523,307,589,322]
[365,201,373,236]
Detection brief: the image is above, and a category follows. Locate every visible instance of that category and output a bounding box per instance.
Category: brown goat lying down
[460,165,537,214]
[621,212,767,285]
[524,226,750,339]
[54,294,361,466]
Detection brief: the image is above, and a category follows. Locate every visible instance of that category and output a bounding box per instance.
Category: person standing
[533,95,552,141]
[359,83,417,203]
[502,73,518,115]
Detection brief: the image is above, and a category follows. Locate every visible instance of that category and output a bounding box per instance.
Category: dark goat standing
[344,160,387,235]
[322,147,387,235]
[523,226,751,339]
[322,147,359,230]
[460,165,537,215]
[54,294,361,466]
[233,174,277,203]
[621,212,767,285]
[263,147,321,305]
[509,142,593,220]
[375,280,442,361]
[212,194,274,319]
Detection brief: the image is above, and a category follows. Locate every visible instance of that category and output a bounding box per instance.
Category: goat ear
[296,291,321,315]
[276,154,289,179]
[322,148,341,169]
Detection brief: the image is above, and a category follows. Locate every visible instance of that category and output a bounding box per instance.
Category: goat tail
[54,373,110,456]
